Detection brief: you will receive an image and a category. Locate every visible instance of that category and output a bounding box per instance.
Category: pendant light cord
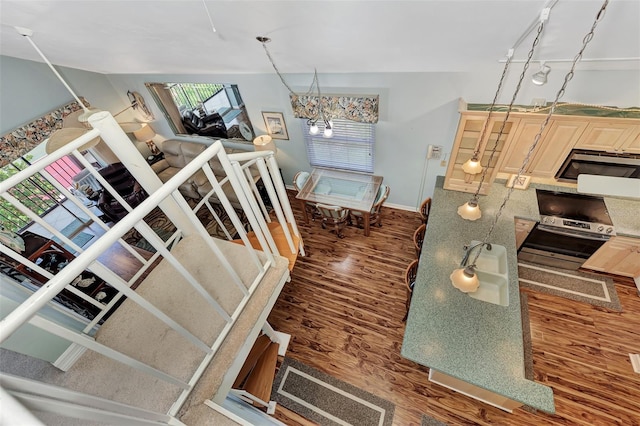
[471,0,610,266]
[468,19,545,206]
[470,53,513,163]
[259,38,325,124]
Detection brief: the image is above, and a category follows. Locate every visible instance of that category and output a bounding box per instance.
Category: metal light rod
[14,26,89,113]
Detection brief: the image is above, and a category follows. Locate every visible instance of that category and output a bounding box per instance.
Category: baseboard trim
[53,343,88,371]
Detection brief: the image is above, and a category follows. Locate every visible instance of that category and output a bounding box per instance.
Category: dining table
[295,167,383,236]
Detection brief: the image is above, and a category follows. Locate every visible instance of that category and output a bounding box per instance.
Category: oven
[518,189,615,270]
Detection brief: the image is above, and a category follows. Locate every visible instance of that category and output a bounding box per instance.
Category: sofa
[98,162,148,222]
[151,139,260,208]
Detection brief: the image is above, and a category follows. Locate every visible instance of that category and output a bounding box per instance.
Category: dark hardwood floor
[268,191,640,425]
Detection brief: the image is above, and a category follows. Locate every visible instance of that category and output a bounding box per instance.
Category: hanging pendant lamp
[457,6,550,221]
[451,0,611,292]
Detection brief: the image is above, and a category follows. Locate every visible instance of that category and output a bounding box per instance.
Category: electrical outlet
[532,98,546,107]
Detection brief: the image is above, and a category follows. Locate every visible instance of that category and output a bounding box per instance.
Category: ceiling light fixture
[452,0,610,291]
[462,1,558,183]
[532,61,551,85]
[458,6,550,221]
[256,36,333,138]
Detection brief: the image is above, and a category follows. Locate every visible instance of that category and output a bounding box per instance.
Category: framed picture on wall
[262,111,289,140]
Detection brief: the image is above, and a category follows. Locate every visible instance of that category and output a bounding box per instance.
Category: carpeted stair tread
[243,341,279,405]
[233,334,272,389]
[55,233,290,418]
[178,253,289,424]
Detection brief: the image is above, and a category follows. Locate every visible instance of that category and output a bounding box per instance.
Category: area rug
[272,357,395,426]
[121,202,247,249]
[421,414,448,425]
[518,261,622,311]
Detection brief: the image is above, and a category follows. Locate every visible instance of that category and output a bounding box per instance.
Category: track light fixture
[532,61,551,85]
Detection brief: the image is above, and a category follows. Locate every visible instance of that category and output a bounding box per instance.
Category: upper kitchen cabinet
[573,121,640,153]
[444,112,517,194]
[499,118,588,178]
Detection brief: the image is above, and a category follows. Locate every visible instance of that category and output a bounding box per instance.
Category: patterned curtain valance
[0,99,88,168]
[290,94,379,124]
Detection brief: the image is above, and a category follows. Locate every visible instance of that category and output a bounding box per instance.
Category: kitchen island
[402,175,640,413]
[402,175,553,412]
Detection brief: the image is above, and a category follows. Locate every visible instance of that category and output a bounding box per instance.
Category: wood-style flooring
[267,191,640,426]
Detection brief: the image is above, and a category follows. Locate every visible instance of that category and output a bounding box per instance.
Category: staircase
[0,112,303,425]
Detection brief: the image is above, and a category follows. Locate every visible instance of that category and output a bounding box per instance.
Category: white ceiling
[0,0,638,75]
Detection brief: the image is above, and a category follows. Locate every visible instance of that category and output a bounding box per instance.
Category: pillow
[0,226,25,253]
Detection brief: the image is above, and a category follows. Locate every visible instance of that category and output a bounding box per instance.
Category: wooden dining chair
[350,184,390,229]
[419,197,432,225]
[413,223,426,258]
[403,259,419,322]
[316,203,350,238]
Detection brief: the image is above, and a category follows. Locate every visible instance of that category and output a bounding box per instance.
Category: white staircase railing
[0,111,301,423]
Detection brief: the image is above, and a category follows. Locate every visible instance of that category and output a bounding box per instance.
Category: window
[146,82,255,141]
[303,119,375,173]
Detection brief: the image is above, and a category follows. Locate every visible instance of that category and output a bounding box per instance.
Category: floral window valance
[290,94,379,124]
[0,99,88,168]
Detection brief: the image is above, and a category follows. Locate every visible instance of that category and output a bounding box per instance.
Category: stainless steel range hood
[578,174,640,199]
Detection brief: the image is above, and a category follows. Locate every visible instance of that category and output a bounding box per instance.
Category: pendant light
[458,7,550,221]
[532,61,552,85]
[257,36,333,138]
[451,0,610,291]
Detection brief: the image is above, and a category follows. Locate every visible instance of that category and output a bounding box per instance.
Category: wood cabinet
[514,217,536,250]
[573,122,640,153]
[444,112,517,194]
[446,103,640,194]
[582,236,640,278]
[499,118,588,178]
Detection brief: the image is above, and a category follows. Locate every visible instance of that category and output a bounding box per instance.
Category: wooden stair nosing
[232,334,272,389]
[243,341,280,405]
[232,222,300,271]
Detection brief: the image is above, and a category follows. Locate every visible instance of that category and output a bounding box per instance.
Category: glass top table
[296,168,383,236]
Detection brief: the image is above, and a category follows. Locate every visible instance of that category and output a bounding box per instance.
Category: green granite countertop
[401,176,553,412]
[401,176,639,413]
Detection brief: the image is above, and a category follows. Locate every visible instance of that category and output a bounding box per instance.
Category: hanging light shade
[77,108,103,124]
[308,120,319,135]
[532,62,551,85]
[450,265,480,293]
[457,197,482,221]
[461,154,483,175]
[45,128,100,154]
[323,120,333,138]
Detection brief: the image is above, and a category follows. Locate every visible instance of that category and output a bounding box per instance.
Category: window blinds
[303,119,375,173]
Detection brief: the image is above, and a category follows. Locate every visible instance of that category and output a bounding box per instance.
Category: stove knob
[597,225,604,232]
[606,227,613,234]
